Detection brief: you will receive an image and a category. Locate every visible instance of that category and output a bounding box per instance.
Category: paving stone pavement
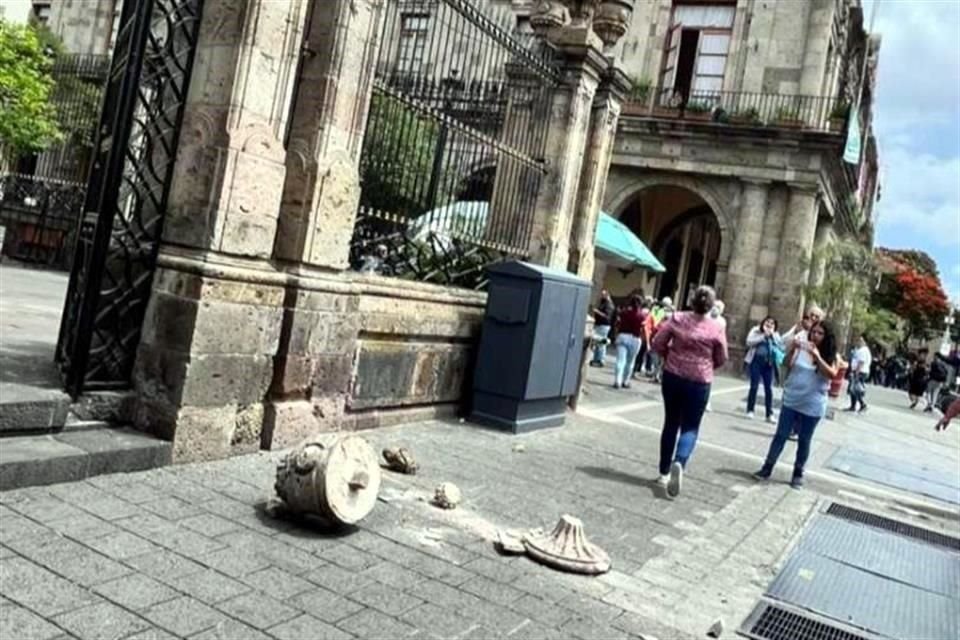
[2,377,956,640]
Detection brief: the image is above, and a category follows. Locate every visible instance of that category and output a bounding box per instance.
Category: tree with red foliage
[892,267,950,343]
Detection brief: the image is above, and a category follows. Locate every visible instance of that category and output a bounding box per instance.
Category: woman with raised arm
[753,320,839,489]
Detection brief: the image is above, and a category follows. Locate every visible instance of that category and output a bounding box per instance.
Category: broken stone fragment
[707,618,725,638]
[274,436,381,527]
[495,530,526,554]
[523,514,611,575]
[433,482,462,509]
[382,446,419,474]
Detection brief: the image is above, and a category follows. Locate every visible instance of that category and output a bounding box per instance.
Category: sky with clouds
[864,0,960,304]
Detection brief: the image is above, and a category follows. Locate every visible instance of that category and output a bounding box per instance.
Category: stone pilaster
[808,218,834,288]
[769,183,820,326]
[274,0,383,270]
[724,179,769,357]
[265,0,385,449]
[567,66,628,279]
[750,185,787,322]
[134,0,308,462]
[527,37,605,269]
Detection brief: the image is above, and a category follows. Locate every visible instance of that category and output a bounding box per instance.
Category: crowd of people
[588,288,959,499]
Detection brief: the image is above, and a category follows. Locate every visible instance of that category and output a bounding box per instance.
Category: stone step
[0,425,171,491]
[0,382,70,435]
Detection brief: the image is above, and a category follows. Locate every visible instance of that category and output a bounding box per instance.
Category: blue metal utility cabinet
[471,261,591,433]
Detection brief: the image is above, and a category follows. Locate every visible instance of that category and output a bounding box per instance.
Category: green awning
[595,211,665,272]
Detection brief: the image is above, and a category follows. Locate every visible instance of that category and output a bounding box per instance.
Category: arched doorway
[600,185,723,308]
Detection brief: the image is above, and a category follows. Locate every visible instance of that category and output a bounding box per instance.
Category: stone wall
[48,0,119,56]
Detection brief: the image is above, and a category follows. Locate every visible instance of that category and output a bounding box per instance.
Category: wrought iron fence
[56,0,204,395]
[0,54,108,268]
[627,88,847,133]
[351,0,560,289]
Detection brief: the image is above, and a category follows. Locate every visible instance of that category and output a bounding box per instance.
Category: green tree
[852,306,901,352]
[0,19,62,154]
[806,239,877,319]
[360,91,444,218]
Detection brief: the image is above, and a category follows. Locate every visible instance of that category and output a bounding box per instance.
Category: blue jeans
[659,370,711,475]
[592,325,611,364]
[761,405,821,478]
[747,358,774,418]
[614,334,641,386]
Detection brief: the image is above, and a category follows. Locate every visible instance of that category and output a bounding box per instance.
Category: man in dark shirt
[590,289,617,366]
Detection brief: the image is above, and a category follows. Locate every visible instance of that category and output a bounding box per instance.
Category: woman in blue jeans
[744,316,782,422]
[753,320,839,489]
[613,296,646,389]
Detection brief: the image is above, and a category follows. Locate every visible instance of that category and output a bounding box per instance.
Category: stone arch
[604,173,734,266]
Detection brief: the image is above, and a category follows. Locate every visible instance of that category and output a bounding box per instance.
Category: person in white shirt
[704,300,727,412]
[846,334,872,413]
[782,305,824,352]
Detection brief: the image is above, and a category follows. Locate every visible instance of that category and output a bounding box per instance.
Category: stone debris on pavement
[512,443,526,453]
[707,617,725,637]
[523,514,611,575]
[274,436,381,526]
[494,529,526,555]
[432,482,462,509]
[382,446,419,475]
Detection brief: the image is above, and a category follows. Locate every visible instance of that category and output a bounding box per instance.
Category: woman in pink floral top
[651,286,728,498]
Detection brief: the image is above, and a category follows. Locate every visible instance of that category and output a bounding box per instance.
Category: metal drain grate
[745,603,869,640]
[826,503,960,552]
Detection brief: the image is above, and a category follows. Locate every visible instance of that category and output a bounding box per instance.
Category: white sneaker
[667,462,683,497]
[745,411,755,420]
[656,474,669,487]
[765,415,776,424]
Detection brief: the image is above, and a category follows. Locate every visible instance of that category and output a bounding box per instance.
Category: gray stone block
[53,601,152,640]
[190,618,273,640]
[215,592,300,629]
[335,609,416,638]
[241,567,314,600]
[290,588,364,624]
[268,614,355,640]
[347,582,424,617]
[144,596,228,638]
[0,557,101,616]
[0,602,64,640]
[168,569,252,604]
[93,573,180,611]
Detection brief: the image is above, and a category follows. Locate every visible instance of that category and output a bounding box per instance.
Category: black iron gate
[56,0,204,396]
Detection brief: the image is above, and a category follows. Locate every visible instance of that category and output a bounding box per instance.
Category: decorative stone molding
[523,514,611,575]
[593,1,634,49]
[274,435,381,526]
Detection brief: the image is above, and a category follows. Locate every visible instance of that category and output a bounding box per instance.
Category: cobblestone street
[3,369,958,640]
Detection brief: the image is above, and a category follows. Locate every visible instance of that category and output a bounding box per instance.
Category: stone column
[567,66,629,279]
[723,179,769,357]
[769,183,820,326]
[134,0,308,462]
[808,218,833,288]
[751,185,787,322]
[265,0,384,449]
[526,35,605,269]
[274,0,383,270]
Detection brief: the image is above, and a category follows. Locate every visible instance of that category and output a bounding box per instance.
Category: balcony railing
[624,88,848,134]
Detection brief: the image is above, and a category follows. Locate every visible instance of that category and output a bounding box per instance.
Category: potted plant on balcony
[772,105,804,128]
[729,107,761,126]
[828,101,850,133]
[683,100,713,121]
[623,77,652,115]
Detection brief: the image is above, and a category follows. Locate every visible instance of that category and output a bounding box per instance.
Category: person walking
[651,286,728,498]
[744,316,783,422]
[590,289,617,367]
[926,354,950,412]
[752,320,839,489]
[613,295,645,389]
[704,300,727,413]
[908,352,930,409]
[846,335,872,413]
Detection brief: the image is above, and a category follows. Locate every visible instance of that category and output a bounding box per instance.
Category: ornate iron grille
[351,0,559,289]
[56,0,204,396]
